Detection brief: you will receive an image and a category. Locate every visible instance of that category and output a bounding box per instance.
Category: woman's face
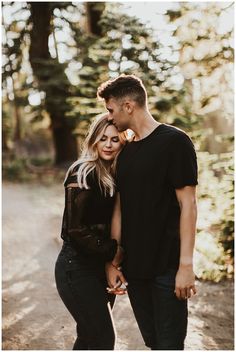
[97,124,123,162]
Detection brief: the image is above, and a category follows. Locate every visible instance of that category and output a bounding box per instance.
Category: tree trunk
[2,14,22,143]
[12,80,22,142]
[52,124,78,165]
[29,2,51,63]
[28,2,78,165]
[86,2,105,35]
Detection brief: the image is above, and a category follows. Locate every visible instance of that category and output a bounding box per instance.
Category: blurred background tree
[2,1,234,281]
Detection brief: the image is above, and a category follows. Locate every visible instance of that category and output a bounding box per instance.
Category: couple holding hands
[55,74,198,350]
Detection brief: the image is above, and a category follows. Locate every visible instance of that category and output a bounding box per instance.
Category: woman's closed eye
[100,136,107,142]
[100,136,119,143]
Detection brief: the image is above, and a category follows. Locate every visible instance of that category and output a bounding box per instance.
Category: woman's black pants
[55,242,116,350]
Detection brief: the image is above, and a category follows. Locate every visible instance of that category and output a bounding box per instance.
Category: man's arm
[175,185,197,300]
[110,192,123,266]
[106,192,127,289]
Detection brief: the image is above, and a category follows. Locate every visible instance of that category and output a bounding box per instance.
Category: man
[97,74,198,350]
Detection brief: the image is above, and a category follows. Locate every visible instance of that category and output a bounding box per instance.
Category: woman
[55,114,125,350]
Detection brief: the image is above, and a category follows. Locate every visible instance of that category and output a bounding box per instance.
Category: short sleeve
[167,132,198,189]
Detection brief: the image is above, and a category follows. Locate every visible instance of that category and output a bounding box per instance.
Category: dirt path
[2,183,234,350]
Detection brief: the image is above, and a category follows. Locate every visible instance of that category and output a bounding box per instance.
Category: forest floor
[2,182,234,350]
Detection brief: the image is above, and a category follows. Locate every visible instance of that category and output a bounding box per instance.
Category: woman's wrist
[110,262,120,269]
[110,244,124,268]
[117,244,124,253]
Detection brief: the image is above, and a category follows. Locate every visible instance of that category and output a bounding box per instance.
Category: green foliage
[195,151,234,281]
[194,230,229,282]
[3,156,65,184]
[166,2,233,121]
[3,158,31,182]
[2,102,15,149]
[67,2,185,127]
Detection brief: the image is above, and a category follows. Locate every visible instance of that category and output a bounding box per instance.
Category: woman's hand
[105,262,128,295]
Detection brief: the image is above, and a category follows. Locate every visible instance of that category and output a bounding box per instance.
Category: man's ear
[124,100,135,114]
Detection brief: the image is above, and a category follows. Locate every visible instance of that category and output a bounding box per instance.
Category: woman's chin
[100,155,115,163]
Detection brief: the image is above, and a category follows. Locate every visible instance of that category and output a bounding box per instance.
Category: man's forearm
[179,201,197,267]
[110,192,123,266]
[176,201,197,299]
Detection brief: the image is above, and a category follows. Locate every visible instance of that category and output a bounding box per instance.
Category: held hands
[105,262,128,295]
[175,264,197,300]
[105,244,128,295]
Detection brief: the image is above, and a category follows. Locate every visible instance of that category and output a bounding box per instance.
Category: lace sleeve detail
[66,186,117,261]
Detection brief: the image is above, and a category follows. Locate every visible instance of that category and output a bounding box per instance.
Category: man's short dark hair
[97,74,147,107]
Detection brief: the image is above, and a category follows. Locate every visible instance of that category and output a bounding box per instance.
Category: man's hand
[175,264,197,300]
[105,262,128,295]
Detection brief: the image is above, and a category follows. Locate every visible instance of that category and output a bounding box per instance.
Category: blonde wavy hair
[65,114,126,196]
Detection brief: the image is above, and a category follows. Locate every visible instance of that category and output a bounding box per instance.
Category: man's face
[106,98,130,132]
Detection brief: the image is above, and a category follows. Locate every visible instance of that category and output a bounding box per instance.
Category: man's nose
[107,114,113,121]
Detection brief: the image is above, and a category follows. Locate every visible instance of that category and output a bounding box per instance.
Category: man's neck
[130,110,161,141]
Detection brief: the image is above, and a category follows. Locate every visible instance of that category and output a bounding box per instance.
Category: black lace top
[60,165,118,262]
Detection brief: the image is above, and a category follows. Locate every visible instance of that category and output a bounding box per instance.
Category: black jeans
[55,243,116,350]
[127,269,188,350]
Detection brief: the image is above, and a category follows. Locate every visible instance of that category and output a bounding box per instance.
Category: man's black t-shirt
[116,123,198,279]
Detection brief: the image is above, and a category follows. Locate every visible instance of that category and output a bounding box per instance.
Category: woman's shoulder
[64,162,97,188]
[64,162,81,186]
